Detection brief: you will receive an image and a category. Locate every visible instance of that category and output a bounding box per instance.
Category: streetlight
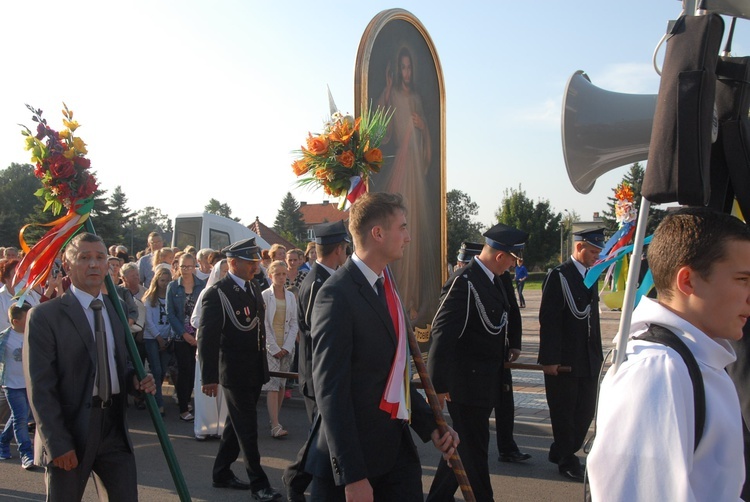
[560,209,569,263]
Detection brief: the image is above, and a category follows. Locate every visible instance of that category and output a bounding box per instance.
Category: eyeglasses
[180,265,195,270]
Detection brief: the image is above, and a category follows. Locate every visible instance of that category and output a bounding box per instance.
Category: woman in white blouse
[261,260,298,438]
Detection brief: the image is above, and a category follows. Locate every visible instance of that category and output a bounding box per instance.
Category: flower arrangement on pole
[13,104,98,300]
[292,103,392,209]
[585,181,655,308]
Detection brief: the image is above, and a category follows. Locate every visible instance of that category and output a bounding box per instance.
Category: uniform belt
[91,396,114,409]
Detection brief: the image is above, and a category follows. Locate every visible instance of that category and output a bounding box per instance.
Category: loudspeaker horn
[562,70,657,194]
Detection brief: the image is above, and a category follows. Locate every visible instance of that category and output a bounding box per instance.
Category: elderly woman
[166,253,206,421]
[261,260,298,438]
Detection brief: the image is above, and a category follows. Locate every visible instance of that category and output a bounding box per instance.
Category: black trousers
[544,373,597,470]
[495,368,519,454]
[45,399,137,502]
[173,341,196,414]
[282,395,317,495]
[427,401,493,502]
[213,385,270,492]
[311,428,422,502]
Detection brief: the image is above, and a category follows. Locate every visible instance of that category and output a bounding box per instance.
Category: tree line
[1,162,664,269]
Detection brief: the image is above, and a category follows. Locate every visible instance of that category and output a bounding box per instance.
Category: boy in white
[588,207,750,501]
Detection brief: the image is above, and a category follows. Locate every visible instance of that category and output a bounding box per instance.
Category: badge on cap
[223,237,262,261]
[573,228,606,249]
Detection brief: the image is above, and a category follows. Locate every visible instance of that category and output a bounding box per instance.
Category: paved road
[0,289,622,501]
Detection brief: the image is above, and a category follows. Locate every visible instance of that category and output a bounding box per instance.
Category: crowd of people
[1,200,750,501]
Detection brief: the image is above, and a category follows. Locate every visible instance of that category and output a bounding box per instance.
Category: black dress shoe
[559,468,585,482]
[252,487,282,501]
[286,486,306,502]
[498,451,532,463]
[212,476,251,490]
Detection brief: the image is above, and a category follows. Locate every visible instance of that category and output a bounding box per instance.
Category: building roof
[298,200,348,226]
[249,217,296,249]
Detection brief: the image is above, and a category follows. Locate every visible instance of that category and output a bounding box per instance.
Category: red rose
[74,156,91,170]
[79,174,98,198]
[48,154,75,179]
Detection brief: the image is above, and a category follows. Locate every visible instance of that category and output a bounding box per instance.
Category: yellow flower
[72,137,87,154]
[63,149,76,160]
[58,129,71,140]
[63,119,79,132]
[24,136,35,151]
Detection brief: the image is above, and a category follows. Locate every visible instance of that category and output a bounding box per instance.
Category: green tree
[274,192,306,248]
[601,162,666,235]
[495,185,561,270]
[205,198,240,222]
[0,163,47,246]
[447,189,484,265]
[131,206,172,255]
[92,185,137,248]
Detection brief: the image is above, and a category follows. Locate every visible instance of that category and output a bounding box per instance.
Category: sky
[2,0,748,230]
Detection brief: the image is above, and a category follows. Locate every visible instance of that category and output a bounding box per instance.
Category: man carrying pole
[426,224,528,501]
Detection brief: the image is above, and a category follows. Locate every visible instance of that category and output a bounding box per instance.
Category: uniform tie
[245,280,255,298]
[90,299,112,402]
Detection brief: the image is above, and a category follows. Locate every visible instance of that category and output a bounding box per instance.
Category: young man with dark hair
[305,192,457,501]
[588,207,750,500]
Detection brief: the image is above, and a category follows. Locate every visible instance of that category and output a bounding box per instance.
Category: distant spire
[253,216,262,237]
[327,85,338,115]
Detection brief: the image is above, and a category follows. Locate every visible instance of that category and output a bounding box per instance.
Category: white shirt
[473,256,495,283]
[570,254,586,278]
[351,253,383,293]
[69,285,121,396]
[587,298,744,501]
[2,329,25,389]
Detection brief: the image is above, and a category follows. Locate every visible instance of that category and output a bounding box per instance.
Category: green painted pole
[84,219,191,501]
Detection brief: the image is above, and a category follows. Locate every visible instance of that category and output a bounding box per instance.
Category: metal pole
[611,197,651,374]
[84,219,191,501]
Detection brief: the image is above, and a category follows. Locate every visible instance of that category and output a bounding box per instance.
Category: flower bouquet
[292,105,391,209]
[13,104,98,299]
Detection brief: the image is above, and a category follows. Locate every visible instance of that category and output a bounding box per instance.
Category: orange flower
[305,134,329,156]
[292,158,309,176]
[364,148,382,165]
[315,169,328,180]
[337,150,355,168]
[330,117,361,144]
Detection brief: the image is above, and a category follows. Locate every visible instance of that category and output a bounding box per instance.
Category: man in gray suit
[24,232,155,501]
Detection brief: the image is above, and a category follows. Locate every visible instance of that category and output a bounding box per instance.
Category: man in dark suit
[427,225,528,502]
[538,228,605,482]
[198,238,281,502]
[305,192,457,501]
[282,220,349,501]
[24,232,155,501]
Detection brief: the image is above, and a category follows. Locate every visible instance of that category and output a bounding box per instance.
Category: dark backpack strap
[633,324,706,450]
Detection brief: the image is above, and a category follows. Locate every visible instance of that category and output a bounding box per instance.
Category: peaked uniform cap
[222,237,262,261]
[313,221,351,245]
[573,228,606,249]
[483,223,528,254]
[457,241,483,262]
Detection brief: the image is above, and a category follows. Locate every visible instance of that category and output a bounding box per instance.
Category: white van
[171,212,270,251]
